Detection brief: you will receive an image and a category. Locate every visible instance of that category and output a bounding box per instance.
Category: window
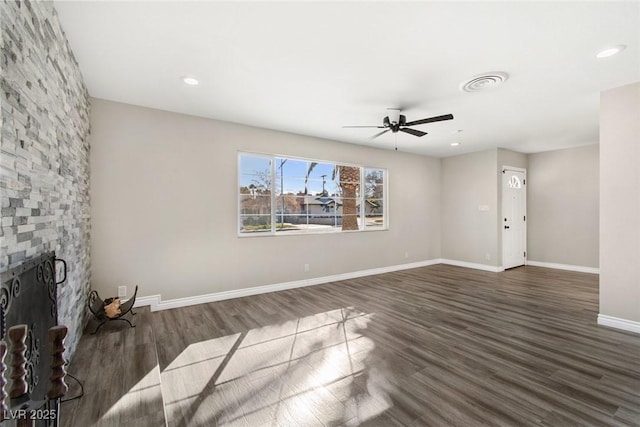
[508,175,522,189]
[239,153,387,235]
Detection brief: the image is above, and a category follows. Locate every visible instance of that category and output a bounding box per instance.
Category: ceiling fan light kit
[386,108,401,124]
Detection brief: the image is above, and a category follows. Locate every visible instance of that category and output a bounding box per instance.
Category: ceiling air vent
[460,72,509,92]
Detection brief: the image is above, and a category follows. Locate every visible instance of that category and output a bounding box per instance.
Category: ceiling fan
[344,108,454,139]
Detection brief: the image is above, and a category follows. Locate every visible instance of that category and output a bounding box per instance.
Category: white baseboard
[439,259,504,273]
[131,258,605,312]
[134,259,442,312]
[133,295,160,308]
[597,314,640,334]
[526,260,599,274]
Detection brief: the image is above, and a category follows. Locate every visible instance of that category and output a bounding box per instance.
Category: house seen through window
[239,153,386,235]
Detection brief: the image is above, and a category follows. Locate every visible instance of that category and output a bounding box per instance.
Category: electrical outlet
[485,253,491,261]
[304,264,310,272]
[118,286,127,298]
[404,252,409,259]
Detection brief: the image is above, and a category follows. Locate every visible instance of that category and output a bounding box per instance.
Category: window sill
[238,227,388,238]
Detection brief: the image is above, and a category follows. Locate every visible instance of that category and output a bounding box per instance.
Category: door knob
[504,225,510,229]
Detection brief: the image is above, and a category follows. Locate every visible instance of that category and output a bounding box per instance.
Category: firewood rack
[87,286,138,334]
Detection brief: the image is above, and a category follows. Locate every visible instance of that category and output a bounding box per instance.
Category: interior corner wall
[441,149,498,266]
[0,2,91,358]
[527,144,599,268]
[89,98,441,302]
[600,81,640,323]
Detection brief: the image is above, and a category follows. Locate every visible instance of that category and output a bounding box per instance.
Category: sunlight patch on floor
[101,364,165,424]
[160,307,393,426]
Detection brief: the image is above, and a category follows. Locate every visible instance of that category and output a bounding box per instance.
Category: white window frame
[238,152,388,237]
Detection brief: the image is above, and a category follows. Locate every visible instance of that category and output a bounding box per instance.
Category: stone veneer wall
[0,1,91,359]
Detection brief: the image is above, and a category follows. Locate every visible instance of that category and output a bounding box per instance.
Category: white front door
[502,168,526,269]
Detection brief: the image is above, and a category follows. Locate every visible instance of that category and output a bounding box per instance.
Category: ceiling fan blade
[370,129,390,139]
[400,128,427,137]
[343,125,386,128]
[404,114,454,127]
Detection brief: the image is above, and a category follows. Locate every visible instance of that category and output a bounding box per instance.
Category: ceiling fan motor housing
[383,115,406,132]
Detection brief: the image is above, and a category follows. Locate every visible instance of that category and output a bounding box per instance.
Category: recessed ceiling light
[182,76,199,86]
[596,45,626,59]
[451,142,461,147]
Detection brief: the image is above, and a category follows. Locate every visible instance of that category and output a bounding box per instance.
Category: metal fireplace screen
[0,251,65,401]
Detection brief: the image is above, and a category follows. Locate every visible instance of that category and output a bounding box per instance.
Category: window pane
[240,195,271,215]
[364,169,384,198]
[364,168,384,184]
[324,180,341,196]
[308,214,339,231]
[240,178,271,194]
[240,215,271,233]
[276,177,306,196]
[275,195,307,215]
[240,156,271,176]
[364,198,384,229]
[276,158,307,178]
[338,165,360,231]
[276,176,308,196]
[340,195,359,231]
[363,184,383,199]
[337,165,360,184]
[299,195,341,227]
[239,153,386,235]
[341,215,360,231]
[239,182,271,196]
[364,198,384,214]
[306,162,335,180]
[305,179,331,196]
[240,155,272,194]
[308,195,338,214]
[337,165,361,213]
[364,169,385,229]
[365,215,384,228]
[276,215,308,232]
[336,187,361,199]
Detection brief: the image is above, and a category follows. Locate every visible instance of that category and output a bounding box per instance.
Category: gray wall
[90,98,602,311]
[89,98,441,301]
[527,144,599,268]
[0,2,91,357]
[441,149,498,266]
[600,82,640,323]
[441,145,599,271]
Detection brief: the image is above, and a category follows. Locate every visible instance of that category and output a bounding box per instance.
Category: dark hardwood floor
[61,265,640,426]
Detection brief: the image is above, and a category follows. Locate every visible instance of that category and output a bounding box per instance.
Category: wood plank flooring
[61,265,640,426]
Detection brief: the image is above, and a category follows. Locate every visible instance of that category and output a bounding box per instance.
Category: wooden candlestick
[0,340,7,421]
[47,325,68,400]
[7,325,28,400]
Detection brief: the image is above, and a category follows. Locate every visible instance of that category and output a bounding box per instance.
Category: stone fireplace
[0,1,92,362]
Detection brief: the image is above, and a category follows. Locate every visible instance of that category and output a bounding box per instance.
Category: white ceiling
[54,1,640,157]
